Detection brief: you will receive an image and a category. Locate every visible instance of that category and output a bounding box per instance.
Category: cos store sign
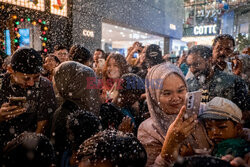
[83,29,94,38]
[193,25,217,36]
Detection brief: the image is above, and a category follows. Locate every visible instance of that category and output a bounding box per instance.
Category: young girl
[101,53,129,102]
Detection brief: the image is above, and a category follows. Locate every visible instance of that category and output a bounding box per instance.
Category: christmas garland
[12,14,48,53]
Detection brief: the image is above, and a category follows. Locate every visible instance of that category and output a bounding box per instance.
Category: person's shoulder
[217,71,246,84]
[138,118,164,145]
[138,118,153,131]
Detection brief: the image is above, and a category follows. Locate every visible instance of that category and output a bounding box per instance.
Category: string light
[32,21,37,25]
[14,39,18,43]
[27,18,31,22]
[44,48,48,52]
[20,18,24,22]
[12,15,17,19]
[42,43,46,46]
[15,21,19,25]
[42,21,46,25]
[44,27,48,31]
[38,19,42,23]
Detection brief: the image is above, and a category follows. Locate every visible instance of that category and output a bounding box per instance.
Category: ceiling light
[120,32,124,35]
[115,26,118,28]
[123,28,126,30]
[108,29,112,32]
[101,39,105,42]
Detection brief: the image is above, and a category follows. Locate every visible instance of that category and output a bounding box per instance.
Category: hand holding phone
[0,101,26,122]
[184,91,202,120]
[8,97,27,108]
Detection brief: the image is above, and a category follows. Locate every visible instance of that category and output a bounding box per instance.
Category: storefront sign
[193,25,217,35]
[83,29,94,38]
[0,0,45,11]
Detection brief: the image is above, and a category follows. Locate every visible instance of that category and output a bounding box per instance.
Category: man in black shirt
[0,48,57,151]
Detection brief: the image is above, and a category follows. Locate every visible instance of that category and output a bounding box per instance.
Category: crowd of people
[0,34,249,167]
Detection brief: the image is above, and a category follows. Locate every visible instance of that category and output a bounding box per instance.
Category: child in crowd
[100,73,145,134]
[200,97,250,158]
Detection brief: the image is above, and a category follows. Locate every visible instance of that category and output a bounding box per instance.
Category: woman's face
[107,58,120,79]
[159,73,187,115]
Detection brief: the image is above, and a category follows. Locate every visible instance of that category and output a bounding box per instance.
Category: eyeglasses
[187,62,200,68]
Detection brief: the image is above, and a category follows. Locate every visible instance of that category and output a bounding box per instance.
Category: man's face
[205,120,239,144]
[11,71,40,88]
[93,51,103,67]
[43,57,58,72]
[55,49,69,63]
[212,39,234,69]
[186,53,210,79]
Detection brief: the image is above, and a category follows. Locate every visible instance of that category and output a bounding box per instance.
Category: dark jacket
[50,100,79,166]
[187,70,248,111]
[0,73,57,152]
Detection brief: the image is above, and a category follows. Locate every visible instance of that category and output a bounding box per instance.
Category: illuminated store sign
[83,29,94,38]
[0,0,45,11]
[51,0,67,17]
[193,25,217,35]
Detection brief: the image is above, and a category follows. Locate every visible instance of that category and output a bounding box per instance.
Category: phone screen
[133,53,138,58]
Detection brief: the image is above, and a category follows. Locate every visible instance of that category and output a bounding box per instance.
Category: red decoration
[44,48,48,52]
[20,18,24,22]
[38,19,42,23]
[42,31,46,35]
[14,28,18,31]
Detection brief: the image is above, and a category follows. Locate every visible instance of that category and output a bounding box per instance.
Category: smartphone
[185,91,202,119]
[8,97,27,107]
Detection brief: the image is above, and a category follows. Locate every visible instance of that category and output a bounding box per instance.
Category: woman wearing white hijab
[138,62,211,166]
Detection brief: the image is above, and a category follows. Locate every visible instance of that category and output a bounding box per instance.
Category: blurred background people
[54,45,70,63]
[70,45,93,67]
[42,54,60,81]
[93,48,106,78]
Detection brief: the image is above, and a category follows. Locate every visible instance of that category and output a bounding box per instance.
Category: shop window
[17,22,42,51]
[50,0,67,17]
[0,0,45,11]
